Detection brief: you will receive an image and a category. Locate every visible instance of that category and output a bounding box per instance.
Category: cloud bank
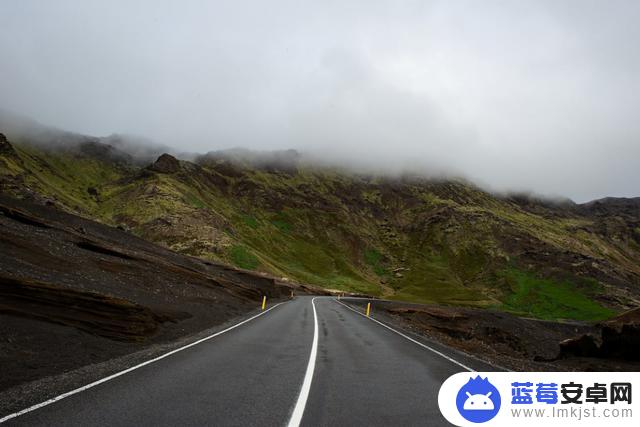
[1,0,639,201]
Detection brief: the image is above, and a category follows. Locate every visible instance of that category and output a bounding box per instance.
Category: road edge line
[287,297,319,427]
[0,301,288,424]
[334,298,474,372]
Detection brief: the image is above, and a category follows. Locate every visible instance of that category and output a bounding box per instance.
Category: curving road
[3,296,495,426]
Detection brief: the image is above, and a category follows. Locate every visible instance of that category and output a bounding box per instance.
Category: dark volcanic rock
[558,334,601,358]
[557,308,640,361]
[149,153,180,174]
[600,324,640,360]
[0,276,170,342]
[0,132,11,152]
[599,307,640,361]
[384,304,592,362]
[78,140,133,164]
[579,197,640,218]
[0,194,314,391]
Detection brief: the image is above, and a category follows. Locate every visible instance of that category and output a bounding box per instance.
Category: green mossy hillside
[2,139,639,321]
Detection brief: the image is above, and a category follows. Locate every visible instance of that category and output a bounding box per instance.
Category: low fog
[1,1,639,202]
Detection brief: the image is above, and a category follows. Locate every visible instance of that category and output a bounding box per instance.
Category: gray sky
[1,0,639,202]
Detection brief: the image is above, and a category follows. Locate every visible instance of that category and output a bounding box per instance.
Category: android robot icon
[455,376,501,423]
[462,391,495,411]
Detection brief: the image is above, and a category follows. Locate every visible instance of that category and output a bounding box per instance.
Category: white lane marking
[0,301,287,424]
[287,297,319,427]
[334,298,473,372]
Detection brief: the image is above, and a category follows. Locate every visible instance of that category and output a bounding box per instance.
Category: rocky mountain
[1,124,639,322]
[0,193,320,391]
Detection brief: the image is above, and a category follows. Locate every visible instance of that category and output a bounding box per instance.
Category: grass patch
[271,212,292,233]
[272,218,291,233]
[499,268,615,321]
[390,252,490,306]
[363,248,386,276]
[229,245,259,270]
[364,248,382,265]
[184,193,205,208]
[241,215,259,229]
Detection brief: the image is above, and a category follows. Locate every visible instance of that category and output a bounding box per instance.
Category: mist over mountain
[2,121,639,324]
[3,109,637,209]
[2,1,640,202]
[0,109,185,165]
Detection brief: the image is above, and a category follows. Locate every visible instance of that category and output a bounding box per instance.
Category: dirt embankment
[345,299,640,371]
[0,195,321,392]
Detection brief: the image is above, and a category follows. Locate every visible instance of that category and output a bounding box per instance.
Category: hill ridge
[1,131,639,321]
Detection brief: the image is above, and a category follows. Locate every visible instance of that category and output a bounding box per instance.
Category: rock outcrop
[0,132,12,152]
[149,153,180,174]
[558,308,640,361]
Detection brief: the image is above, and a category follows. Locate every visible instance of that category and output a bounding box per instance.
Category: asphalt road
[4,296,494,426]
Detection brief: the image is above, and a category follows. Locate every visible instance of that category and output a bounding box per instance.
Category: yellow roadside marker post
[262,295,267,310]
[366,302,371,317]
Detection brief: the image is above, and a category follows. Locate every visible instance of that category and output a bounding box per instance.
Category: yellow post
[262,295,267,310]
[366,302,371,317]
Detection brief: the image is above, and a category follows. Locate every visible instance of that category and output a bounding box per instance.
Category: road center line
[334,298,473,372]
[0,301,288,424]
[287,297,319,427]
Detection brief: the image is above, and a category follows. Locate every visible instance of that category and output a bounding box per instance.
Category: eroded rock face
[149,153,180,173]
[558,308,640,361]
[599,307,640,361]
[559,334,601,358]
[600,324,640,360]
[0,194,316,391]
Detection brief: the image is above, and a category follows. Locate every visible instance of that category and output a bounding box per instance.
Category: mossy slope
[2,138,639,321]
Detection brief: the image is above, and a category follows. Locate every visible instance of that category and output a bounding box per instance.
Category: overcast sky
[1,1,639,202]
